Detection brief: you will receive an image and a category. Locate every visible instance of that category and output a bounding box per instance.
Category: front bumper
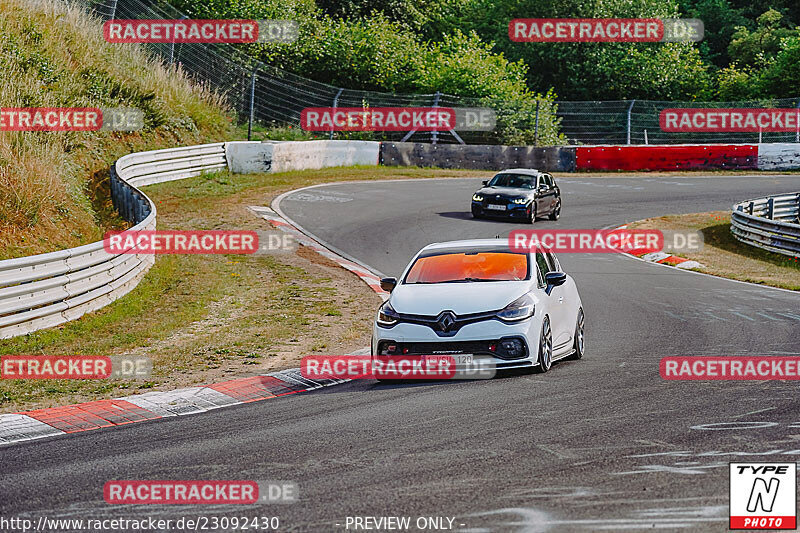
[372,319,539,371]
[471,200,530,218]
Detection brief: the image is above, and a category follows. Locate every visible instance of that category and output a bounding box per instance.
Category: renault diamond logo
[437,311,457,332]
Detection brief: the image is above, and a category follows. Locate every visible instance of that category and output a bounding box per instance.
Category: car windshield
[487,173,535,189]
[405,252,529,284]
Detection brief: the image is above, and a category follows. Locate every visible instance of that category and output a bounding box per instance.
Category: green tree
[757,37,800,97]
[728,9,799,66]
[457,0,710,100]
[678,0,749,66]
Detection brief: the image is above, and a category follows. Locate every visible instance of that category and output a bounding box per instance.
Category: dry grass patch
[0,0,232,259]
[629,211,800,290]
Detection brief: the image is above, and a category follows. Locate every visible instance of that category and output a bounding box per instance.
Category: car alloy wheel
[535,316,552,372]
[569,308,584,360]
[549,201,561,221]
[526,204,536,224]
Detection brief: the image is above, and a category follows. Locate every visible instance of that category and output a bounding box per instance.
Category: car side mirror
[380,277,397,292]
[482,180,488,186]
[545,272,567,287]
[538,184,548,192]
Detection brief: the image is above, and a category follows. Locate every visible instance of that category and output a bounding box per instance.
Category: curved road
[3,174,800,532]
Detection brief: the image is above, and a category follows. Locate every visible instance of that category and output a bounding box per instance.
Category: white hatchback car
[372,239,584,373]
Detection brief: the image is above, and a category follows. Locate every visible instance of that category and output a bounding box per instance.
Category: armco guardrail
[731,193,800,258]
[0,140,380,340]
[0,143,227,339]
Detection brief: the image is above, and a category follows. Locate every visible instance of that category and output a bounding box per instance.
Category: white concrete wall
[225,140,380,174]
[270,140,380,173]
[224,141,275,174]
[758,143,800,170]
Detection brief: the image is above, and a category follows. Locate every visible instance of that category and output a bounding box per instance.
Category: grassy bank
[0,0,232,259]
[629,211,800,290]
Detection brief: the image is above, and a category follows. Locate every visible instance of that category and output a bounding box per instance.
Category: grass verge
[0,165,487,412]
[629,211,800,290]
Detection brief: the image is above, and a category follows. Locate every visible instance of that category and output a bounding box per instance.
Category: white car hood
[389,281,533,315]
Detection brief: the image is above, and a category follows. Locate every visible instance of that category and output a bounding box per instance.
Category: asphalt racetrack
[3,174,800,532]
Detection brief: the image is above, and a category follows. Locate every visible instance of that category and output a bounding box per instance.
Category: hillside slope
[0,0,234,259]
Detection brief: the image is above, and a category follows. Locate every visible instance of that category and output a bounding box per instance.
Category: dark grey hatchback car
[470,169,561,223]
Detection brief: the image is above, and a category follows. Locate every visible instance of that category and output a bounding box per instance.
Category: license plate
[486,204,506,211]
[424,354,473,365]
[453,354,474,365]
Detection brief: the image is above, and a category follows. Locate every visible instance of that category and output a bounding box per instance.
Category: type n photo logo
[730,463,796,530]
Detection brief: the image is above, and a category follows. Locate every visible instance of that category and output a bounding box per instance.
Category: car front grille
[377,338,529,360]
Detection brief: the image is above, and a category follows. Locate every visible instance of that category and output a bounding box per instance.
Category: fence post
[534,99,540,146]
[330,88,343,140]
[644,129,648,145]
[431,91,441,145]
[796,194,800,223]
[247,67,257,141]
[768,197,774,220]
[109,171,118,212]
[109,0,118,20]
[626,99,635,145]
[168,15,187,64]
[795,99,800,143]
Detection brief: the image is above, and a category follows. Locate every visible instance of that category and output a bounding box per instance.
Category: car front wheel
[568,308,584,360]
[534,316,552,372]
[549,201,561,221]
[526,203,536,224]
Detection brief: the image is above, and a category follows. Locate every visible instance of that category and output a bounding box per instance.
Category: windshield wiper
[410,278,510,284]
[439,277,505,283]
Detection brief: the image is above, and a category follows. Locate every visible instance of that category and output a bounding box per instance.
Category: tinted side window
[535,252,550,286]
[545,251,559,271]
[543,173,554,187]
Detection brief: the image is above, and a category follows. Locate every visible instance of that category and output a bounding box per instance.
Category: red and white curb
[0,358,366,447]
[249,205,388,299]
[0,203,387,447]
[614,224,705,270]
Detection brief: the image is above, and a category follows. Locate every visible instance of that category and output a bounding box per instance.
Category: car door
[539,174,556,215]
[540,251,571,352]
[535,175,549,214]
[541,173,556,214]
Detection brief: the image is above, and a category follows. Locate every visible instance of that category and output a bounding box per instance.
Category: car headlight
[496,293,535,322]
[512,197,528,204]
[472,194,484,202]
[377,300,399,326]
